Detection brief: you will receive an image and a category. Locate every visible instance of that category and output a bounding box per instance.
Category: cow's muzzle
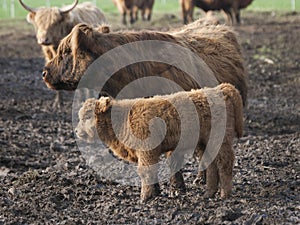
[42,67,49,79]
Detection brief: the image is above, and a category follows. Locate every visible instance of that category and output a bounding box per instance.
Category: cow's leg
[181,0,188,24]
[222,9,233,25]
[132,6,138,21]
[236,11,241,24]
[166,150,186,196]
[218,142,234,199]
[204,160,219,198]
[145,8,152,21]
[193,144,206,185]
[137,149,160,202]
[142,9,146,21]
[52,90,63,109]
[187,5,194,24]
[122,11,127,25]
[129,9,135,24]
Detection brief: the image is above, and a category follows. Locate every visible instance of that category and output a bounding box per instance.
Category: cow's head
[75,98,98,143]
[19,0,79,47]
[42,23,111,90]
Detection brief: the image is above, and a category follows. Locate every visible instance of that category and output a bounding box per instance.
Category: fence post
[10,0,15,18]
[291,0,295,11]
[3,0,8,11]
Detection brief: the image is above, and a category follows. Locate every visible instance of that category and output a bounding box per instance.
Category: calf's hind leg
[204,160,219,198]
[166,151,186,195]
[138,150,161,201]
[218,143,234,199]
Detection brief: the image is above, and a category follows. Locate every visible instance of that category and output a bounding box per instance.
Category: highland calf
[42,21,248,105]
[180,0,253,24]
[75,83,243,201]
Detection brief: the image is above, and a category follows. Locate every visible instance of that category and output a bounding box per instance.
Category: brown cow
[19,0,107,108]
[75,83,244,201]
[19,0,107,62]
[113,0,155,25]
[42,21,248,105]
[180,0,253,24]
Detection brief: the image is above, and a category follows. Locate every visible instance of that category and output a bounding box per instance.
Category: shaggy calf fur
[75,83,243,201]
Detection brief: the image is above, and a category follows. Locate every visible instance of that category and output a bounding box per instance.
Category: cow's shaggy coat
[43,20,248,105]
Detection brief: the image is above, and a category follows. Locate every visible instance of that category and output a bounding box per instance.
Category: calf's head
[75,97,112,142]
[19,0,79,47]
[75,98,98,143]
[42,23,111,90]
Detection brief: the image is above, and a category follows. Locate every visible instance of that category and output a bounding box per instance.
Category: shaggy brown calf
[180,0,253,24]
[42,20,247,105]
[75,83,243,201]
[113,0,154,25]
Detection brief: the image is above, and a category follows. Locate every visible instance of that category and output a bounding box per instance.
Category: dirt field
[0,11,299,224]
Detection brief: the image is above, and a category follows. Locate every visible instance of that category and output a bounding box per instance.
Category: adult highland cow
[19,0,107,107]
[180,0,253,24]
[19,0,107,62]
[42,20,248,104]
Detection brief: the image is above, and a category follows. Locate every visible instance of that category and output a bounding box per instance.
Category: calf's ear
[95,97,112,114]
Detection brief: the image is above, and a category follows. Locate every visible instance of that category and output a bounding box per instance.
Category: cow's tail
[219,83,244,138]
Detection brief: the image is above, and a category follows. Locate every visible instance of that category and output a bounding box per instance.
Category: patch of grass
[0,0,299,20]
[248,0,300,11]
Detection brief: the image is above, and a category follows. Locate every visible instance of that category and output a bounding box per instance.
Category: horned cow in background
[19,0,107,108]
[19,0,107,62]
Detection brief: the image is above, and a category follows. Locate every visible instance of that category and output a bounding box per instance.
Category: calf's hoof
[204,189,218,199]
[193,171,206,185]
[140,183,160,202]
[220,189,232,199]
[170,172,186,190]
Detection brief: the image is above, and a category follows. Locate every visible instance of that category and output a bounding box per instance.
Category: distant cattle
[42,21,248,105]
[113,0,155,25]
[19,0,107,107]
[180,0,253,24]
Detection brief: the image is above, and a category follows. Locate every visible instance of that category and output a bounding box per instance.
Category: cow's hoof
[204,190,217,199]
[169,186,186,198]
[170,171,186,190]
[140,183,160,202]
[220,189,231,199]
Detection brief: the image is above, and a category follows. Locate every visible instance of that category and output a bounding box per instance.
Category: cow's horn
[19,0,37,13]
[60,0,78,14]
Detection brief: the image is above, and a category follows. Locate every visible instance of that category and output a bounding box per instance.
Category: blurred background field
[1,0,300,19]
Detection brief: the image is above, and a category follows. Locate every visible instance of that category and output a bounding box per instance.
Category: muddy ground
[0,11,299,224]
